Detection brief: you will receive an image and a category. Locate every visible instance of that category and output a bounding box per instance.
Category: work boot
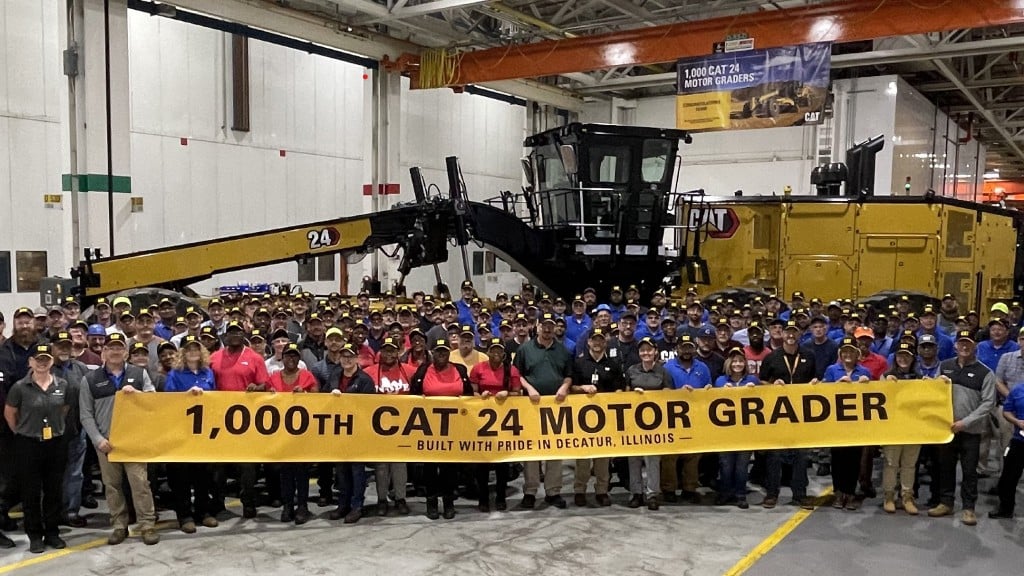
[647,496,659,511]
[242,506,257,519]
[902,491,919,516]
[477,502,490,513]
[574,493,588,507]
[328,506,351,521]
[426,497,440,520]
[201,515,219,528]
[141,529,160,546]
[544,495,567,509]
[928,503,952,517]
[29,539,45,554]
[662,491,678,503]
[961,509,978,526]
[396,499,410,515]
[596,494,612,507]
[762,496,778,509]
[294,507,312,525]
[832,492,846,509]
[495,499,507,512]
[883,491,896,514]
[43,534,66,550]
[344,509,362,524]
[108,528,128,546]
[280,507,294,523]
[377,501,389,517]
[519,495,536,510]
[0,532,14,549]
[442,498,456,520]
[81,494,99,510]
[180,520,197,534]
[628,494,643,508]
[988,509,1013,519]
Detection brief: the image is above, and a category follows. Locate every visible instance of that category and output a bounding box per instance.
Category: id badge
[42,425,53,441]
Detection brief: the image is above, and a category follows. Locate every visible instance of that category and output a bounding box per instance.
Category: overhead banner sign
[110,380,952,463]
[676,42,830,131]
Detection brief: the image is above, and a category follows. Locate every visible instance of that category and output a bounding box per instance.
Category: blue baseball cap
[594,304,612,313]
[698,325,716,338]
[87,324,106,337]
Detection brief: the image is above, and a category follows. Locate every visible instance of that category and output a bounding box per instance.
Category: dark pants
[765,449,808,500]
[167,463,214,523]
[939,432,980,510]
[422,463,458,500]
[831,446,863,495]
[718,451,751,499]
[14,435,67,539]
[280,464,310,510]
[316,463,334,499]
[0,433,19,515]
[335,463,366,510]
[996,441,1024,513]
[476,464,509,505]
[213,463,266,509]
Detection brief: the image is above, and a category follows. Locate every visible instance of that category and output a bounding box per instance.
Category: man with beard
[713,318,742,356]
[637,309,663,341]
[552,317,576,353]
[605,286,627,322]
[505,314,533,356]
[679,301,707,339]
[854,327,888,379]
[937,294,960,333]
[657,317,679,362]
[867,314,894,358]
[694,325,725,381]
[609,312,640,368]
[154,298,177,340]
[299,313,327,367]
[427,303,458,344]
[662,336,711,503]
[129,309,164,369]
[743,321,772,376]
[919,306,955,360]
[68,321,101,368]
[804,316,838,381]
[582,287,598,310]
[576,306,613,355]
[51,331,89,528]
[765,317,786,350]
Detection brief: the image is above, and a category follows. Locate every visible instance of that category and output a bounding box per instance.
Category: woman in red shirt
[410,338,473,520]
[364,337,412,516]
[468,338,522,512]
[270,344,317,525]
[401,329,430,374]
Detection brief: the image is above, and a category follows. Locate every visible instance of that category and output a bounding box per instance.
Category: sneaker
[988,510,1013,519]
[628,494,643,509]
[396,499,410,515]
[43,534,66,549]
[520,495,536,510]
[425,498,439,520]
[832,492,846,509]
[242,507,257,519]
[442,500,456,520]
[845,497,861,511]
[737,499,749,510]
[108,528,128,546]
[141,529,160,546]
[180,520,197,534]
[67,514,87,528]
[201,516,219,528]
[344,509,362,524]
[328,506,351,521]
[928,503,953,517]
[280,508,294,523]
[545,495,567,509]
[81,494,99,509]
[647,497,659,511]
[762,496,778,509]
[574,493,588,507]
[377,502,389,517]
[961,509,977,526]
[495,500,507,512]
[294,508,312,525]
[801,497,817,510]
[29,539,45,554]
[595,494,612,507]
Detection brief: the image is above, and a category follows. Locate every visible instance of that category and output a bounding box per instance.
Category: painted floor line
[722,488,834,576]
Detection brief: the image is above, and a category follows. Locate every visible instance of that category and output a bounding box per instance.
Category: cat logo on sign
[688,207,739,239]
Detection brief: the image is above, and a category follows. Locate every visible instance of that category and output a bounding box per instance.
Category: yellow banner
[111,380,952,463]
[676,91,731,130]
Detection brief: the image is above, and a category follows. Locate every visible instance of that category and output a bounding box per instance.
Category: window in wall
[297,259,315,283]
[472,251,498,276]
[15,251,47,293]
[317,255,335,281]
[231,35,250,132]
[0,251,10,293]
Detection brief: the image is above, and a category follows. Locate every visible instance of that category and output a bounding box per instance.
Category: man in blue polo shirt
[990,382,1024,519]
[664,335,711,389]
[563,295,592,344]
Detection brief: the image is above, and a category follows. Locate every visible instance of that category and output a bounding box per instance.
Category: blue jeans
[764,449,809,500]
[335,463,366,510]
[718,451,751,500]
[280,464,310,509]
[64,429,87,515]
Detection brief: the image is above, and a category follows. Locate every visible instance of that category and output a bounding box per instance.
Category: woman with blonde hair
[163,336,218,533]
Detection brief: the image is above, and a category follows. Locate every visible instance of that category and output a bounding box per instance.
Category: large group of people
[0,281,1022,552]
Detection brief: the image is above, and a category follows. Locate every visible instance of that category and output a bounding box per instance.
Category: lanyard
[782,353,799,383]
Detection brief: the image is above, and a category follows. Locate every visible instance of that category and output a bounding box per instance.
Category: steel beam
[438,0,1024,84]
[353,0,493,25]
[918,76,1024,92]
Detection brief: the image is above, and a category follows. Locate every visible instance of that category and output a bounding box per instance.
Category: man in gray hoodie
[929,329,996,526]
[79,333,159,545]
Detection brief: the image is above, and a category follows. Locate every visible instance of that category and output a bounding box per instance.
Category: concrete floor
[0,464,1020,576]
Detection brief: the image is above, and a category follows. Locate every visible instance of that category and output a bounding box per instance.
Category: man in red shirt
[853,327,888,379]
[209,321,271,518]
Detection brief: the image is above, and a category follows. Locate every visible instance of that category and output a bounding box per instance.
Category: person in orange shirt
[364,338,413,516]
[469,339,522,512]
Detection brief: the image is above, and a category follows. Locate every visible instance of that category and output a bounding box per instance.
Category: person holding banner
[929,329,997,526]
[662,335,712,504]
[758,320,818,510]
[713,347,759,509]
[625,337,672,510]
[311,326,346,508]
[823,337,872,511]
[366,337,413,516]
[880,342,923,515]
[989,380,1024,519]
[272,343,318,525]
[514,314,573,510]
[410,339,474,520]
[328,344,375,524]
[162,335,219,534]
[79,333,160,546]
[469,338,522,512]
[571,327,624,508]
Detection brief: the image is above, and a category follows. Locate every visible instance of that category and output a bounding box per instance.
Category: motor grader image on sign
[680,195,1023,309]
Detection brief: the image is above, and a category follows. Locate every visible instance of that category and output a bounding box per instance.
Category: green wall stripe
[62,174,132,193]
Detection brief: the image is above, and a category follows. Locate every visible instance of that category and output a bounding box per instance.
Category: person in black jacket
[328,344,375,525]
[410,339,473,520]
[757,320,819,510]
[0,307,40,542]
